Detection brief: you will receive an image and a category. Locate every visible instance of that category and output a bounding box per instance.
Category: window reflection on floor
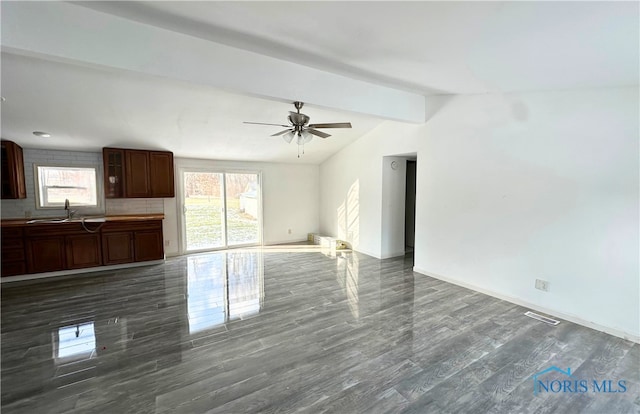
[187,251,263,334]
[336,253,359,320]
[228,252,262,320]
[187,254,226,333]
[54,322,96,361]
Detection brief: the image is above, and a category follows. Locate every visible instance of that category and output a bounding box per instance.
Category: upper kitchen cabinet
[103,147,174,198]
[103,147,126,198]
[125,149,151,198]
[149,151,174,197]
[1,140,27,199]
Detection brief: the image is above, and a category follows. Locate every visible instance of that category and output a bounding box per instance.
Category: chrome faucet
[64,199,76,219]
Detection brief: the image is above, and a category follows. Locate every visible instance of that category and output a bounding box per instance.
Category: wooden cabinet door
[65,234,102,269]
[102,232,134,265]
[103,148,126,198]
[1,140,27,199]
[134,230,164,262]
[2,261,26,277]
[149,151,175,197]
[125,150,150,197]
[2,240,26,277]
[12,144,26,199]
[26,237,65,273]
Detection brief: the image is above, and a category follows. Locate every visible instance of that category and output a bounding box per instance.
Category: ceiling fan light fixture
[282,131,295,144]
[298,130,313,145]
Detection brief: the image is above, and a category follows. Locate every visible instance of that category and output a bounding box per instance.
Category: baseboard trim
[413,267,640,344]
[1,260,165,284]
[264,239,309,246]
[353,248,381,259]
[380,251,406,259]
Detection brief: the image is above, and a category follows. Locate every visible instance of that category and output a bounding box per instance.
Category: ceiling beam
[1,2,426,123]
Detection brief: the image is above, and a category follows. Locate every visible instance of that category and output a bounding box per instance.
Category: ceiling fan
[244,101,352,157]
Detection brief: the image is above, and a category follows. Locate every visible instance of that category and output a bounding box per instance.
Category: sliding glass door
[183,172,225,250]
[225,173,260,246]
[182,170,261,252]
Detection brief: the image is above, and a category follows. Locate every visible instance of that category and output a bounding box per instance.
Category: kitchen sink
[26,217,107,224]
[25,218,69,224]
[82,217,107,223]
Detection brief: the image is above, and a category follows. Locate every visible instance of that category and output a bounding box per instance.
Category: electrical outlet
[164,240,170,247]
[288,229,292,234]
[535,279,550,292]
[24,211,32,219]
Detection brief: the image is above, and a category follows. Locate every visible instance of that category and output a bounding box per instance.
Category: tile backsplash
[105,198,164,215]
[1,148,165,219]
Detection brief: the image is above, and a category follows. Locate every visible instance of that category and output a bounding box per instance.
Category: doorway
[180,170,262,252]
[381,155,417,259]
[405,160,417,253]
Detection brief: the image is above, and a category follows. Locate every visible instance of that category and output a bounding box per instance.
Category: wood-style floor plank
[1,248,637,413]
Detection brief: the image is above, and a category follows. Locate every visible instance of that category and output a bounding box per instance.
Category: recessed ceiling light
[33,131,51,138]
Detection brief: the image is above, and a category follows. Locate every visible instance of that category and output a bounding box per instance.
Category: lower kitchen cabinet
[66,234,102,269]
[1,227,26,276]
[2,261,26,277]
[2,217,164,277]
[102,219,164,265]
[134,230,164,262]
[102,232,134,265]
[26,236,66,274]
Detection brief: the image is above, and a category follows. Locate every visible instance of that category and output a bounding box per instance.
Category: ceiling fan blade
[307,122,352,129]
[243,121,290,127]
[306,128,331,139]
[270,129,291,137]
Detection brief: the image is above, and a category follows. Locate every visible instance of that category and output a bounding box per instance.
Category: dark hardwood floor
[1,247,638,413]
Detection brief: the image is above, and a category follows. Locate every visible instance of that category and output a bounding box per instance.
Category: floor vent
[525,311,560,326]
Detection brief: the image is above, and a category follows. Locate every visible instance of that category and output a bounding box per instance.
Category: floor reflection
[187,251,264,334]
[227,251,263,320]
[336,253,360,320]
[54,322,95,361]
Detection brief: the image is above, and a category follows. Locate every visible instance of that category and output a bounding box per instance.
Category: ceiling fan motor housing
[289,112,310,126]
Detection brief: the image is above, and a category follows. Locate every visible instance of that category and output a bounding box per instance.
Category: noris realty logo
[532,366,627,395]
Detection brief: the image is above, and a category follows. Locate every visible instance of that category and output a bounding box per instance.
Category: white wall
[164,158,319,255]
[320,87,639,340]
[320,119,423,257]
[381,156,407,258]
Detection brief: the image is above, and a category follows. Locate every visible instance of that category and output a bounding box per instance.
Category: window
[35,165,98,209]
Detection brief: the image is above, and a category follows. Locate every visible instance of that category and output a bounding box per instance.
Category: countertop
[1,213,165,227]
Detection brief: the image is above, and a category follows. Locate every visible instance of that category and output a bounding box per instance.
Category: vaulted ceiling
[1,1,637,163]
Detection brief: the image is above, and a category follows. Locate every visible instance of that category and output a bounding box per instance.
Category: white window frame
[34,164,104,214]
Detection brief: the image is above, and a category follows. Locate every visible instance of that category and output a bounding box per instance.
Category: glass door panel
[225,173,260,246]
[184,172,225,251]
